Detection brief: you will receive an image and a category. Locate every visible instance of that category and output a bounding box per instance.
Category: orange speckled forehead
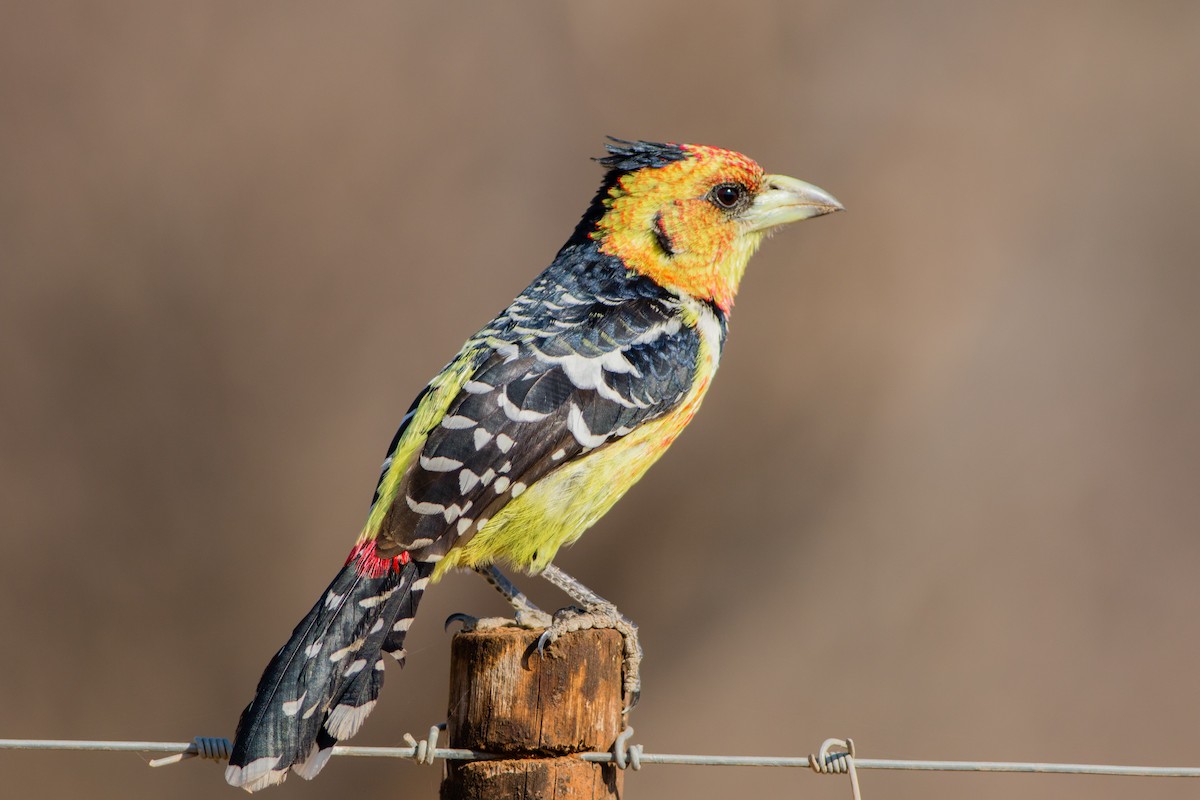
[678,143,765,191]
[612,143,764,200]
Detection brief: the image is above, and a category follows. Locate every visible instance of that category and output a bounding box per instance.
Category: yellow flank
[594,144,767,314]
[359,346,484,544]
[432,301,719,579]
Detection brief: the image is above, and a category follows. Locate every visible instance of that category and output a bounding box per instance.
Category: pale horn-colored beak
[744,174,843,232]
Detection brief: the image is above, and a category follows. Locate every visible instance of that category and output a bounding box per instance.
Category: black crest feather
[595,138,689,172]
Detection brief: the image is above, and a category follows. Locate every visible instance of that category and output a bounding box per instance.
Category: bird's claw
[444,612,479,633]
[534,603,586,657]
[536,603,642,705]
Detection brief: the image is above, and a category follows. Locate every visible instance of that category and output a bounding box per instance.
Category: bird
[225,138,842,791]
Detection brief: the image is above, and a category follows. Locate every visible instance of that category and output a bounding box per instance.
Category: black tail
[226,548,433,792]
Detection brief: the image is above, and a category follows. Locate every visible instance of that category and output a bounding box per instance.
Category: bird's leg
[476,565,555,628]
[446,566,554,632]
[536,564,642,710]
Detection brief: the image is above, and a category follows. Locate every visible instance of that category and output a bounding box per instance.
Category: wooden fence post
[441,627,625,799]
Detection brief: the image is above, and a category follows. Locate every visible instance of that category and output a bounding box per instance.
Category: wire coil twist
[809,738,862,799]
[148,736,232,768]
[612,727,643,770]
[402,723,445,766]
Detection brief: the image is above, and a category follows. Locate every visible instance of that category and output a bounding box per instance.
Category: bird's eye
[710,183,745,209]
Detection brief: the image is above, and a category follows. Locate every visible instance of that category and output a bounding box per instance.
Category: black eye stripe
[652,211,676,256]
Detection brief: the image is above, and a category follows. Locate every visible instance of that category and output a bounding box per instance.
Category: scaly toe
[447,613,533,633]
[514,608,554,630]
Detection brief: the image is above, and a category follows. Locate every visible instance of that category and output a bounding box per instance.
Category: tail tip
[225,756,288,793]
[291,742,336,780]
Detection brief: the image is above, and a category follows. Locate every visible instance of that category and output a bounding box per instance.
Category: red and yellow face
[592,143,840,313]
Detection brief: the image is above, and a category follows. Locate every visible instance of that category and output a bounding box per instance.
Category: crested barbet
[226,139,842,791]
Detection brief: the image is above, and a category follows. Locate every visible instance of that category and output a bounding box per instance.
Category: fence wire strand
[2,736,1200,779]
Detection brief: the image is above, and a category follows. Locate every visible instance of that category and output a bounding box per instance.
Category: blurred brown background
[2,2,1199,799]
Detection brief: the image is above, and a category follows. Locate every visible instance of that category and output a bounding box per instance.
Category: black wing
[375,294,701,557]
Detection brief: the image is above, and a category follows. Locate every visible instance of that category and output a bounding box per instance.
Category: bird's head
[586,139,842,313]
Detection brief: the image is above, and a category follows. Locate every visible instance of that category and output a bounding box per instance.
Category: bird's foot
[514,607,554,629]
[536,602,642,710]
[445,608,553,633]
[445,613,506,633]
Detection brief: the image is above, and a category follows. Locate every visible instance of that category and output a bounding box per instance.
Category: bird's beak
[744,174,843,232]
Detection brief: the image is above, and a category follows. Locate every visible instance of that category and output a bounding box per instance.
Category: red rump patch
[346,540,410,577]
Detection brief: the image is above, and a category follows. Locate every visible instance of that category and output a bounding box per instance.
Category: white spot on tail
[479,468,496,486]
[411,577,430,592]
[225,756,287,791]
[494,476,511,493]
[359,585,398,609]
[464,380,494,394]
[440,414,476,429]
[329,638,365,663]
[457,517,473,535]
[345,658,368,676]
[281,691,307,717]
[477,517,490,530]
[304,640,323,658]
[324,591,345,609]
[387,647,408,663]
[291,742,334,781]
[551,448,567,460]
[459,469,480,493]
[375,658,386,671]
[303,700,320,719]
[496,433,515,452]
[369,618,384,634]
[510,482,527,498]
[325,700,378,740]
[392,617,413,632]
[443,503,463,523]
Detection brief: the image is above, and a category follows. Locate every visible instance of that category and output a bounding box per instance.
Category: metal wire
[2,736,1200,778]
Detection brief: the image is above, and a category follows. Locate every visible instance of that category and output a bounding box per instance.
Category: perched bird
[226,139,841,791]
